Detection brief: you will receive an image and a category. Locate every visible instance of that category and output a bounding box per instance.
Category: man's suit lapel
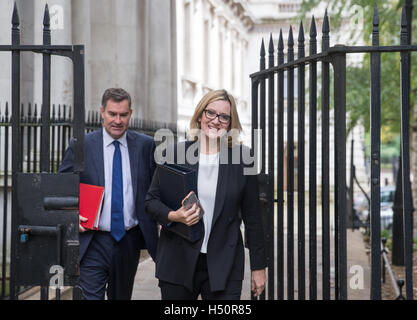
[91,129,105,187]
[127,131,139,200]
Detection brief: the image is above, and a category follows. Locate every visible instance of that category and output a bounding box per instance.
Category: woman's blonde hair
[189,89,242,147]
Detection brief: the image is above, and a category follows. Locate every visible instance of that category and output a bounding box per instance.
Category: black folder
[156,163,203,242]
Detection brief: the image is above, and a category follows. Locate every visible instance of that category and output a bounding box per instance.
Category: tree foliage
[299,0,416,142]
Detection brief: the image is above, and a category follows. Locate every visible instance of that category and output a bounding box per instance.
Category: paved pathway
[132,229,370,300]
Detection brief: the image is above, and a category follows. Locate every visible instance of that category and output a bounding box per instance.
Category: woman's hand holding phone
[168,191,201,226]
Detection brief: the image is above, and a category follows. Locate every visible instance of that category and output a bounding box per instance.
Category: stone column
[18,0,36,105]
[72,0,92,112]
[0,1,14,103]
[145,0,177,124]
[32,0,73,108]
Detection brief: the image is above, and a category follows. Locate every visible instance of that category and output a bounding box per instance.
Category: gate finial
[310,16,317,55]
[298,21,305,43]
[400,4,408,45]
[58,104,62,121]
[268,33,274,68]
[288,26,294,63]
[20,103,24,122]
[260,38,265,70]
[12,2,19,27]
[288,26,294,48]
[28,103,32,122]
[5,102,9,122]
[298,22,305,59]
[12,1,20,44]
[372,4,379,45]
[43,4,50,27]
[323,9,329,34]
[310,15,317,38]
[278,29,284,51]
[34,104,38,121]
[373,3,379,28]
[43,4,51,45]
[322,9,330,51]
[401,4,408,31]
[268,33,274,55]
[278,29,284,65]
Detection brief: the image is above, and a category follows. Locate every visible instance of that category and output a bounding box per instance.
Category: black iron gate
[1,3,85,300]
[251,6,415,300]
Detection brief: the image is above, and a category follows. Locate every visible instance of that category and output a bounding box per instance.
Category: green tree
[299,0,417,210]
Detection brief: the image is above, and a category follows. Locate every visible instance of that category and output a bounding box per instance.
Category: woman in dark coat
[145,89,266,300]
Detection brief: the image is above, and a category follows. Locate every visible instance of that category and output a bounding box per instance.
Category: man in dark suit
[59,88,157,300]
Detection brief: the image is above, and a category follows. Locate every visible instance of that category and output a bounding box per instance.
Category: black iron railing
[251,5,415,300]
[381,238,405,300]
[0,102,178,299]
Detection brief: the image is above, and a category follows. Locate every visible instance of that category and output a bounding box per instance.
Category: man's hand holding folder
[168,191,202,226]
[79,183,105,232]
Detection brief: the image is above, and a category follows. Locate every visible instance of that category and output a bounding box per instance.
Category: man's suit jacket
[145,141,266,292]
[58,129,158,261]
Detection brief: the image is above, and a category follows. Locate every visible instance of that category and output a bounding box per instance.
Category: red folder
[79,183,105,230]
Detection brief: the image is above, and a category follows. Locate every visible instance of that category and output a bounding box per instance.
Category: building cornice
[207,0,255,31]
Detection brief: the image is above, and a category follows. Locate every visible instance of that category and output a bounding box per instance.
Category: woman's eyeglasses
[204,109,231,124]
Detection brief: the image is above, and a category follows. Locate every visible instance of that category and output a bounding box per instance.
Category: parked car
[356,185,395,230]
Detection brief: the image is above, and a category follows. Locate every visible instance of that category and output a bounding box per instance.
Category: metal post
[251,78,259,300]
[321,9,331,300]
[72,45,85,173]
[276,30,285,300]
[392,155,404,266]
[259,39,266,301]
[308,16,317,300]
[348,140,355,228]
[267,34,275,300]
[41,4,51,173]
[370,5,381,300]
[26,103,32,173]
[297,21,306,301]
[332,50,347,300]
[1,103,9,299]
[399,6,413,300]
[287,26,295,301]
[10,2,21,300]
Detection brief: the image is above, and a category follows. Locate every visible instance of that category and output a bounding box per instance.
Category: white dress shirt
[198,152,219,254]
[98,128,137,232]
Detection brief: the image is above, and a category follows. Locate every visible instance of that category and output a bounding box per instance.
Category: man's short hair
[101,88,132,109]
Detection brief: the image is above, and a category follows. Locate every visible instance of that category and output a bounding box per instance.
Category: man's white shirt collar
[103,128,127,148]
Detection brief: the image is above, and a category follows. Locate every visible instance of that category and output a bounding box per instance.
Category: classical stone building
[0,0,178,124]
[0,0,259,134]
[246,0,369,188]
[0,0,372,256]
[176,0,255,142]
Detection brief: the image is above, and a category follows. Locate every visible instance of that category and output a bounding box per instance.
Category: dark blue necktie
[111,140,125,241]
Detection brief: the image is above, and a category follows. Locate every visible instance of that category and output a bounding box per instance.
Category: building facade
[246,0,368,187]
[176,0,254,143]
[0,0,178,124]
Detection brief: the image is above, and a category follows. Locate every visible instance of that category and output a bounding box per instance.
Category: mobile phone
[183,192,204,219]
